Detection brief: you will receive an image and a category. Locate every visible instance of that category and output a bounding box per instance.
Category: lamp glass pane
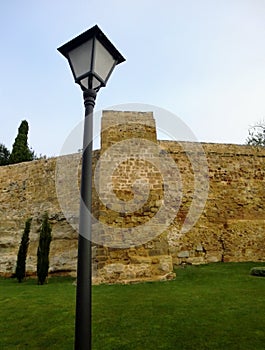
[79,76,101,90]
[94,40,116,83]
[80,77,89,90]
[68,39,93,79]
[92,77,101,90]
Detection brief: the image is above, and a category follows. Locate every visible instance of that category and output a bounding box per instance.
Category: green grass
[1,262,265,349]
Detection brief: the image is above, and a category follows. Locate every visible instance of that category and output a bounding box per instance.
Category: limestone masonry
[0,111,264,283]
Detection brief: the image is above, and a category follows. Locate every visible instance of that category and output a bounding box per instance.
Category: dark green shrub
[37,213,52,285]
[15,218,32,282]
[0,143,10,165]
[250,267,265,277]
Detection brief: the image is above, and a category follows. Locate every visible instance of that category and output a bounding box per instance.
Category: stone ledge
[92,271,176,285]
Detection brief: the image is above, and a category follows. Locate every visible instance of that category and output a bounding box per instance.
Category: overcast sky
[1,0,265,157]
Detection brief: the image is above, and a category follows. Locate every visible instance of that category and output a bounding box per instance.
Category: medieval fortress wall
[0,111,264,283]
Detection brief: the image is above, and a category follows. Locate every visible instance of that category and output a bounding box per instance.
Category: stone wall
[93,111,175,283]
[160,141,265,265]
[0,157,76,276]
[0,110,264,283]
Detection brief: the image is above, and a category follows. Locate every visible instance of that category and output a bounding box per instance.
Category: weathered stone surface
[177,251,190,258]
[0,110,264,284]
[93,254,175,285]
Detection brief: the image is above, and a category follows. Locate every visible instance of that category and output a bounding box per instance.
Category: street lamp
[57,25,125,350]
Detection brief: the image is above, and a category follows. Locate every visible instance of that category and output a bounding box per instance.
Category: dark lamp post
[57,25,125,350]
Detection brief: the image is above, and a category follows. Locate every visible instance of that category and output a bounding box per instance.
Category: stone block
[177,251,190,258]
[187,257,205,265]
[195,244,204,252]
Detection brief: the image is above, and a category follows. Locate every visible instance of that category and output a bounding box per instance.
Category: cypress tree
[15,218,32,282]
[37,213,52,285]
[9,120,35,164]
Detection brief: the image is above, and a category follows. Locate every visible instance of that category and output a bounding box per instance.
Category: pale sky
[1,0,265,157]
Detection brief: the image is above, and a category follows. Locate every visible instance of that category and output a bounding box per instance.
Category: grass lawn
[0,262,265,349]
